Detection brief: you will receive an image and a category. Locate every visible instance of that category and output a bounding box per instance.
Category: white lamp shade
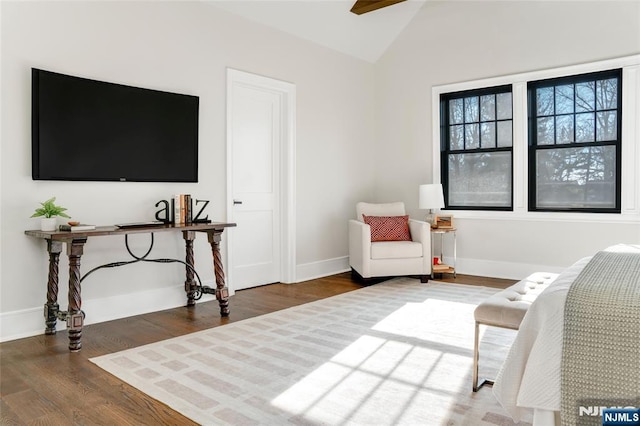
[419,184,445,209]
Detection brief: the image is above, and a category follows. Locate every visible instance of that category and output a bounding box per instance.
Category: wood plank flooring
[0,273,514,425]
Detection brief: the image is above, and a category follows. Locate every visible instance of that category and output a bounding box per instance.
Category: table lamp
[419,184,445,227]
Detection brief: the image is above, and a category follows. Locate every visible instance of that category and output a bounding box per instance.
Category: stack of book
[432,264,452,272]
[59,223,96,232]
[173,194,192,225]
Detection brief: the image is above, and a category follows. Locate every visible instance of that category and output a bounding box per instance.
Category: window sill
[444,209,640,224]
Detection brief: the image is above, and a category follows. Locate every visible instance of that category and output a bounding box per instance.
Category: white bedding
[492,257,592,424]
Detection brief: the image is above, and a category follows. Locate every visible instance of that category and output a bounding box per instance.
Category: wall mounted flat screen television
[32,68,199,182]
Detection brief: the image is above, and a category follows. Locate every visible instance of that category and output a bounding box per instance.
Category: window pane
[497,121,512,147]
[555,84,574,114]
[575,113,595,142]
[481,122,496,148]
[450,98,464,124]
[464,97,479,122]
[576,82,595,112]
[536,87,554,116]
[596,78,618,110]
[536,146,616,209]
[465,124,480,149]
[450,125,464,150]
[442,86,514,211]
[537,117,555,145]
[596,111,617,141]
[480,95,496,121]
[556,115,574,144]
[496,93,512,120]
[448,152,511,207]
[528,69,620,212]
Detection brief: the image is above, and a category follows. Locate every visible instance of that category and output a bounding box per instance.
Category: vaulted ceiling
[206,0,427,63]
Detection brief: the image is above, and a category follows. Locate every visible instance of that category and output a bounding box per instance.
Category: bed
[492,244,640,426]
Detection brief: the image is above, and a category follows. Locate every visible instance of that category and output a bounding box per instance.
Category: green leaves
[30,197,71,219]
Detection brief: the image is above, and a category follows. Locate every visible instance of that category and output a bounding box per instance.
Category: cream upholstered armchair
[349,202,431,283]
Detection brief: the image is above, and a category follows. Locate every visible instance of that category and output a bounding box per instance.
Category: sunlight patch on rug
[90,279,532,425]
[271,298,485,424]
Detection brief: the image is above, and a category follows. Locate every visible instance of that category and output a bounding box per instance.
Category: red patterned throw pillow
[362,215,412,242]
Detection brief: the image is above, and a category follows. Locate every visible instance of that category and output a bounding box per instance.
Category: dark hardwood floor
[0,272,514,425]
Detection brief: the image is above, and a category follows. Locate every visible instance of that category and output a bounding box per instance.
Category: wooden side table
[25,222,235,352]
[431,227,457,278]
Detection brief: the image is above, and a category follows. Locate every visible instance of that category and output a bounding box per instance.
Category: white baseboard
[447,256,566,280]
[0,306,49,343]
[295,256,350,283]
[293,255,563,283]
[0,279,216,343]
[1,256,563,343]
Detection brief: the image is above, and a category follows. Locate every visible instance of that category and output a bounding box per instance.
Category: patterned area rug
[90,278,532,425]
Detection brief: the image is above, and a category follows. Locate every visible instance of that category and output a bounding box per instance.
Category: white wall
[3,0,638,343]
[374,1,640,278]
[0,1,375,341]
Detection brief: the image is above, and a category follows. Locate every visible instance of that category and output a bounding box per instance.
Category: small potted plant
[31,197,71,231]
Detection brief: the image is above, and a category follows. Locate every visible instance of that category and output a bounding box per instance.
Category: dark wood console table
[25,222,236,352]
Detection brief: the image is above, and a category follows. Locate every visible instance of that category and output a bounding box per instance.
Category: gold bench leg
[473,321,495,392]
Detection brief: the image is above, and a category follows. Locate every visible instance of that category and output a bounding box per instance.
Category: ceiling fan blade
[350,0,407,15]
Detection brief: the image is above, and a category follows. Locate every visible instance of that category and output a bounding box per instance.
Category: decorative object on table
[419,183,445,228]
[435,214,454,229]
[30,197,71,231]
[155,195,211,224]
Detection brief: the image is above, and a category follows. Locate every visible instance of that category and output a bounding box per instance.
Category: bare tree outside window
[529,69,621,212]
[441,86,513,210]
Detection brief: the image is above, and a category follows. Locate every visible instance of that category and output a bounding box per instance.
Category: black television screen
[32,68,199,182]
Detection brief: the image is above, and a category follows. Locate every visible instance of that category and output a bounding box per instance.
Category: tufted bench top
[474,272,559,329]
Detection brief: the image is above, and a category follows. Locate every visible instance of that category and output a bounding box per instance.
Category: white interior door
[227,70,295,291]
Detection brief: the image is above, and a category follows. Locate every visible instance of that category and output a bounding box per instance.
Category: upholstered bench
[472,272,559,392]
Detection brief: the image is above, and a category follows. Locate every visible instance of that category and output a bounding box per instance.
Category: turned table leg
[66,238,87,352]
[44,240,63,335]
[207,230,230,316]
[183,231,196,306]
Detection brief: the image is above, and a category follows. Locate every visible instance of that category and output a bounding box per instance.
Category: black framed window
[528,69,622,212]
[440,85,513,210]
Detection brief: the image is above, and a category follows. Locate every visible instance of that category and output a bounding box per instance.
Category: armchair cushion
[371,241,423,260]
[362,215,411,242]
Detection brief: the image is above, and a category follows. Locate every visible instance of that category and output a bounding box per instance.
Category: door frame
[226,68,296,293]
